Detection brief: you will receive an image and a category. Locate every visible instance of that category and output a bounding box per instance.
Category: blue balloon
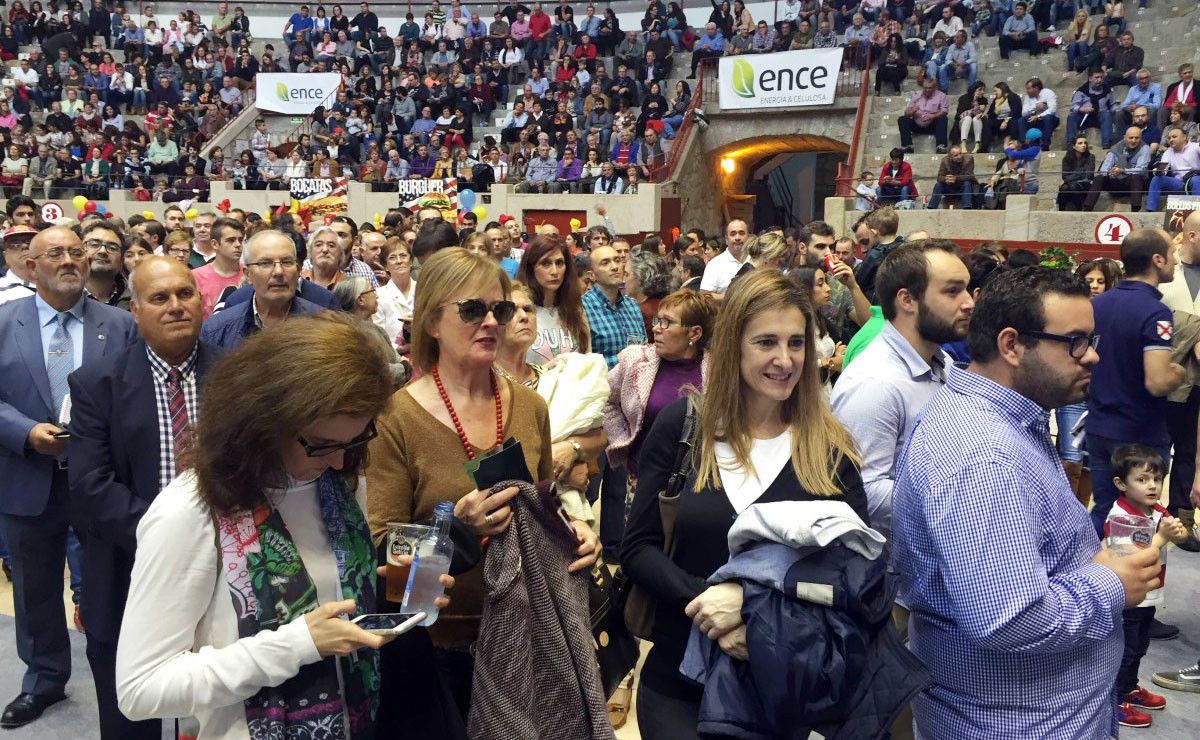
[459,189,476,212]
[95,203,106,214]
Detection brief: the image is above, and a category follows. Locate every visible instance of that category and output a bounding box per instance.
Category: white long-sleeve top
[117,472,366,739]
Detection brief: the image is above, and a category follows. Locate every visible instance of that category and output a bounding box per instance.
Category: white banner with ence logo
[256,73,341,114]
[718,48,843,110]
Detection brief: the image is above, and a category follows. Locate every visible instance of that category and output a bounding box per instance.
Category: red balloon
[76,210,85,220]
[84,201,97,213]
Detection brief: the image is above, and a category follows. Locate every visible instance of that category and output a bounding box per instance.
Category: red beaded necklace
[431,365,503,461]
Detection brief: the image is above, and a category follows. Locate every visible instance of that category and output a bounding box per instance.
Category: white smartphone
[351,612,427,636]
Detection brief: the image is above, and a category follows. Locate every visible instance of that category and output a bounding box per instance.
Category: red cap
[498,214,515,225]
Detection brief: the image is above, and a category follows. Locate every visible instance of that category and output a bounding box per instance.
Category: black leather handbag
[589,555,640,698]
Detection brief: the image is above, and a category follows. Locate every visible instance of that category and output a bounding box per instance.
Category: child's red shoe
[1118,702,1153,728]
[1123,686,1166,710]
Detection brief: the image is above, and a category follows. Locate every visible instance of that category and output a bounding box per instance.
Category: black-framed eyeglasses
[447,298,517,325]
[1021,331,1100,359]
[297,420,378,457]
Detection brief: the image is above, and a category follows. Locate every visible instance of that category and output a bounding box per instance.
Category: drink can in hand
[822,254,841,274]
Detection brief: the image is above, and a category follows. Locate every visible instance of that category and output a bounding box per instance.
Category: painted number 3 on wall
[1095,214,1133,246]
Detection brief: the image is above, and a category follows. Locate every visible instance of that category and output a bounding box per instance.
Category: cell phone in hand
[352,612,427,636]
[52,431,71,439]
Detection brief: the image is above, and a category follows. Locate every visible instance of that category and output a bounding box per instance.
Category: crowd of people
[0,0,725,202]
[1,193,1200,740]
[856,1,1199,213]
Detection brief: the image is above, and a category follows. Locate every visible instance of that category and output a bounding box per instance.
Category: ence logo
[275,84,329,102]
[732,59,755,98]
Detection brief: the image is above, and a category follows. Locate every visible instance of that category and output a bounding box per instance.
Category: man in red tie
[67,256,218,740]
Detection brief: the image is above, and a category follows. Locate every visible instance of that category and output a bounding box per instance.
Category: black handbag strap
[665,399,699,497]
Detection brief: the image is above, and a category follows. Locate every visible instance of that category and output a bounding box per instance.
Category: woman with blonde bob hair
[621,269,868,739]
[367,248,601,722]
[117,314,451,739]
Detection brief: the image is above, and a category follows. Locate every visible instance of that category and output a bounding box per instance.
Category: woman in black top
[597,8,621,56]
[985,82,1022,153]
[623,269,867,740]
[1057,135,1096,211]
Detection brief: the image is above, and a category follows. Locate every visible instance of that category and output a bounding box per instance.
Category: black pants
[435,647,475,724]
[999,33,1039,59]
[636,682,703,740]
[0,471,72,696]
[1118,606,1156,696]
[898,115,948,147]
[85,637,162,740]
[1166,387,1200,515]
[598,457,628,562]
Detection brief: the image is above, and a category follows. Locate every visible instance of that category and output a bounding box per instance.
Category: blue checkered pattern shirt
[582,286,646,369]
[892,367,1125,739]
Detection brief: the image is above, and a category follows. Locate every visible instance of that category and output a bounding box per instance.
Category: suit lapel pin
[97,334,105,341]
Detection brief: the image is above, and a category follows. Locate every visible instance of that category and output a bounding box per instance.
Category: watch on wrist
[568,438,582,462]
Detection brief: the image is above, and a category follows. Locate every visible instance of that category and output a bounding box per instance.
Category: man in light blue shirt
[516,144,557,193]
[830,240,973,535]
[892,266,1159,739]
[1118,68,1164,131]
[999,2,1038,59]
[938,30,977,91]
[690,22,725,77]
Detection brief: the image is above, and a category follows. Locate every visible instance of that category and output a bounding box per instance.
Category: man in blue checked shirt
[582,243,644,369]
[892,266,1162,739]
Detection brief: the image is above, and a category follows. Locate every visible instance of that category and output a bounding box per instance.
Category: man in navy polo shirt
[1087,229,1185,537]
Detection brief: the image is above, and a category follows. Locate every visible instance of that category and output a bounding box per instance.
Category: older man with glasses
[199,230,327,349]
[0,226,136,730]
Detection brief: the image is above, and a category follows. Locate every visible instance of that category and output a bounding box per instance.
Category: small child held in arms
[1104,444,1189,729]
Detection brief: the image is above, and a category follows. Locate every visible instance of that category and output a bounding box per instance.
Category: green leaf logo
[276,82,290,101]
[732,59,755,98]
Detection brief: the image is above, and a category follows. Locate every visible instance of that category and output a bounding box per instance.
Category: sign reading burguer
[718,48,844,110]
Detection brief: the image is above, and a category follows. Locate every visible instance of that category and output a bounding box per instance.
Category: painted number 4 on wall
[1095,214,1133,246]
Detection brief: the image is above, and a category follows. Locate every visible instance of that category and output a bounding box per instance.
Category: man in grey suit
[0,226,136,729]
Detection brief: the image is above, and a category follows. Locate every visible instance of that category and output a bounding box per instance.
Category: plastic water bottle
[402,501,454,626]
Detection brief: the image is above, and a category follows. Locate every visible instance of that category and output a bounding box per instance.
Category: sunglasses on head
[449,298,517,325]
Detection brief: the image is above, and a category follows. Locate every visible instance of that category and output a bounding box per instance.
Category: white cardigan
[116,472,366,739]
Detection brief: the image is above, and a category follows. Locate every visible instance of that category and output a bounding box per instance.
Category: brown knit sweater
[366,378,553,649]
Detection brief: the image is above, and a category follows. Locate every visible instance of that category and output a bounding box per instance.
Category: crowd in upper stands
[0,0,1192,211]
[860,0,1199,212]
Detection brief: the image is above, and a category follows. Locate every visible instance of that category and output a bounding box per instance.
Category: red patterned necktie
[167,368,192,470]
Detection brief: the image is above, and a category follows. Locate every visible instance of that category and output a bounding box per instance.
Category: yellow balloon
[142,210,155,220]
[472,205,488,220]
[288,199,300,214]
[373,212,382,226]
[73,195,88,210]
[569,218,582,231]
[262,210,272,224]
[185,208,199,220]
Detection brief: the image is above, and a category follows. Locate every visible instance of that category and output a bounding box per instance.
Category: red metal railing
[835,48,872,196]
[652,57,714,183]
